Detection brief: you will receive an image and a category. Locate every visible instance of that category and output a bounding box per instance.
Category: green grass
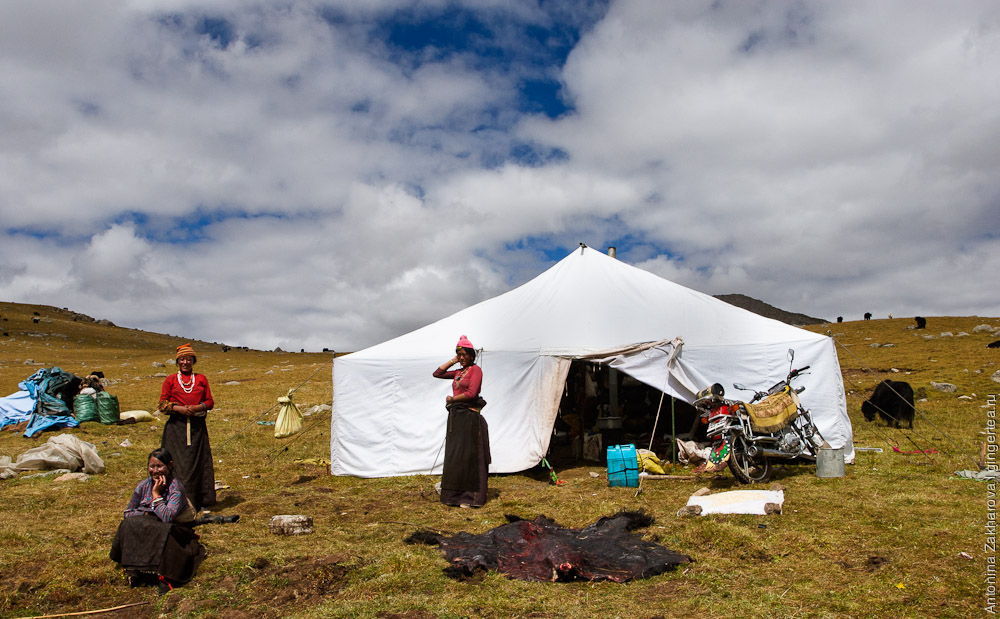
[0,303,994,617]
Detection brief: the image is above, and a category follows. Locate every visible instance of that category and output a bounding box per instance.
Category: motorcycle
[692,349,825,483]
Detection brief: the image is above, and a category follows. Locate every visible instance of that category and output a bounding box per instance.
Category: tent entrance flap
[550,357,701,464]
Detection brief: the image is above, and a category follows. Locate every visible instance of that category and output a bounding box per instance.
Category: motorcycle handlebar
[788,365,811,379]
[735,365,812,402]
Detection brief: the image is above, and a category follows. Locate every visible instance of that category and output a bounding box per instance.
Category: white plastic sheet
[0,456,16,479]
[13,433,105,474]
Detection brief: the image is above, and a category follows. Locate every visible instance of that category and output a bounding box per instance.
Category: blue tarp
[0,390,35,430]
[20,367,74,415]
[23,413,79,438]
[6,368,81,437]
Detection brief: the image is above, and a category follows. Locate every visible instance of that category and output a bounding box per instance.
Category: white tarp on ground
[687,489,785,515]
[0,433,105,479]
[331,247,851,477]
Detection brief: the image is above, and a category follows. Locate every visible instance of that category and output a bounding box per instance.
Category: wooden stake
[16,601,148,619]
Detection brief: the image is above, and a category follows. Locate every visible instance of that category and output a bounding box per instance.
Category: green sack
[73,394,99,423]
[95,391,120,424]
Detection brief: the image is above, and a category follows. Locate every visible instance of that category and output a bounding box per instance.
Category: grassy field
[0,302,995,618]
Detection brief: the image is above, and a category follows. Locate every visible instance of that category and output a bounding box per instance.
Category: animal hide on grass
[405,510,692,582]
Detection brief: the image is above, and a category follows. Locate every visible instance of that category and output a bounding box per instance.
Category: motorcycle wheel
[728,436,772,484]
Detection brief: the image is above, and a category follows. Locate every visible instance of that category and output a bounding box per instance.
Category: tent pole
[670,397,676,462]
[609,368,619,417]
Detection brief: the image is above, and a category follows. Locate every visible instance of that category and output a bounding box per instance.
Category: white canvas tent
[331,247,851,477]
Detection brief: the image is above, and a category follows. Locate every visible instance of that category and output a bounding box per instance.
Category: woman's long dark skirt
[109,514,205,584]
[440,404,490,507]
[161,414,216,510]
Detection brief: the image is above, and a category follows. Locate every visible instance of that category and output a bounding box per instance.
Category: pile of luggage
[0,367,122,437]
[73,372,121,425]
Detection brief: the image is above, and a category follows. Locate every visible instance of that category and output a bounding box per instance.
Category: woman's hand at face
[151,474,167,498]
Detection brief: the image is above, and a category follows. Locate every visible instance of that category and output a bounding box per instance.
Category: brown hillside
[714,293,828,325]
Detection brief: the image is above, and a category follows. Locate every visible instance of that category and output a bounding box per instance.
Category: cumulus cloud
[69,224,165,301]
[0,1,998,351]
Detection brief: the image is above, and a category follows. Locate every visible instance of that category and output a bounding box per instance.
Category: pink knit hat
[456,335,474,349]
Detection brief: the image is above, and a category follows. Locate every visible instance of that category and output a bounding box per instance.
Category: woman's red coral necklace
[176,372,195,394]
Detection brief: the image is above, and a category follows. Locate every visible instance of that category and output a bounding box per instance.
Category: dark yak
[861,380,915,429]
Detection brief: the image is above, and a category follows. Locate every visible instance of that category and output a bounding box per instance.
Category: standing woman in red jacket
[433,335,489,508]
[158,343,215,511]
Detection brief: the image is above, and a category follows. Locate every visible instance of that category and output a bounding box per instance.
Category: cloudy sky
[1,0,998,352]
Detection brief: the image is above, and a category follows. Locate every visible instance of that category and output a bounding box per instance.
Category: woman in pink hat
[433,335,489,508]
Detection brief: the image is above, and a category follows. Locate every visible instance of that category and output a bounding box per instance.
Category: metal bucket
[816,446,845,478]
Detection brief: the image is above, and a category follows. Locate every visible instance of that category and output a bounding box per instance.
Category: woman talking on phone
[433,335,489,508]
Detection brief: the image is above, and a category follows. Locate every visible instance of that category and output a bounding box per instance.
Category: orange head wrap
[175,343,197,360]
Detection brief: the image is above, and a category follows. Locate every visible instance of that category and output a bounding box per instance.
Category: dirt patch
[837,555,890,572]
[248,555,352,608]
[215,611,260,619]
[214,494,246,509]
[738,550,774,563]
[231,500,268,516]
[41,587,85,607]
[864,555,889,571]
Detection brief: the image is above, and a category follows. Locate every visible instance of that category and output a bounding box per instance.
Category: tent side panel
[811,338,853,462]
[332,352,568,477]
[331,356,441,477]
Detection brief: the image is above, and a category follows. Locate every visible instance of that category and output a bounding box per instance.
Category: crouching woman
[110,448,204,592]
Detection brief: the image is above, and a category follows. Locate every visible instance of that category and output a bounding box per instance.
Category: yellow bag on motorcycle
[743,389,800,432]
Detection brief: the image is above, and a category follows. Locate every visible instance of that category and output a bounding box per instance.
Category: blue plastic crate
[607,444,639,487]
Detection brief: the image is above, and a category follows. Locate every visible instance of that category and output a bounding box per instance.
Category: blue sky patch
[370,2,608,120]
[5,227,72,242]
[519,78,570,118]
[509,141,569,167]
[196,17,236,49]
[116,209,288,245]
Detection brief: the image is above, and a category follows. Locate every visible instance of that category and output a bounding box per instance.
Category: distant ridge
[714,294,827,326]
